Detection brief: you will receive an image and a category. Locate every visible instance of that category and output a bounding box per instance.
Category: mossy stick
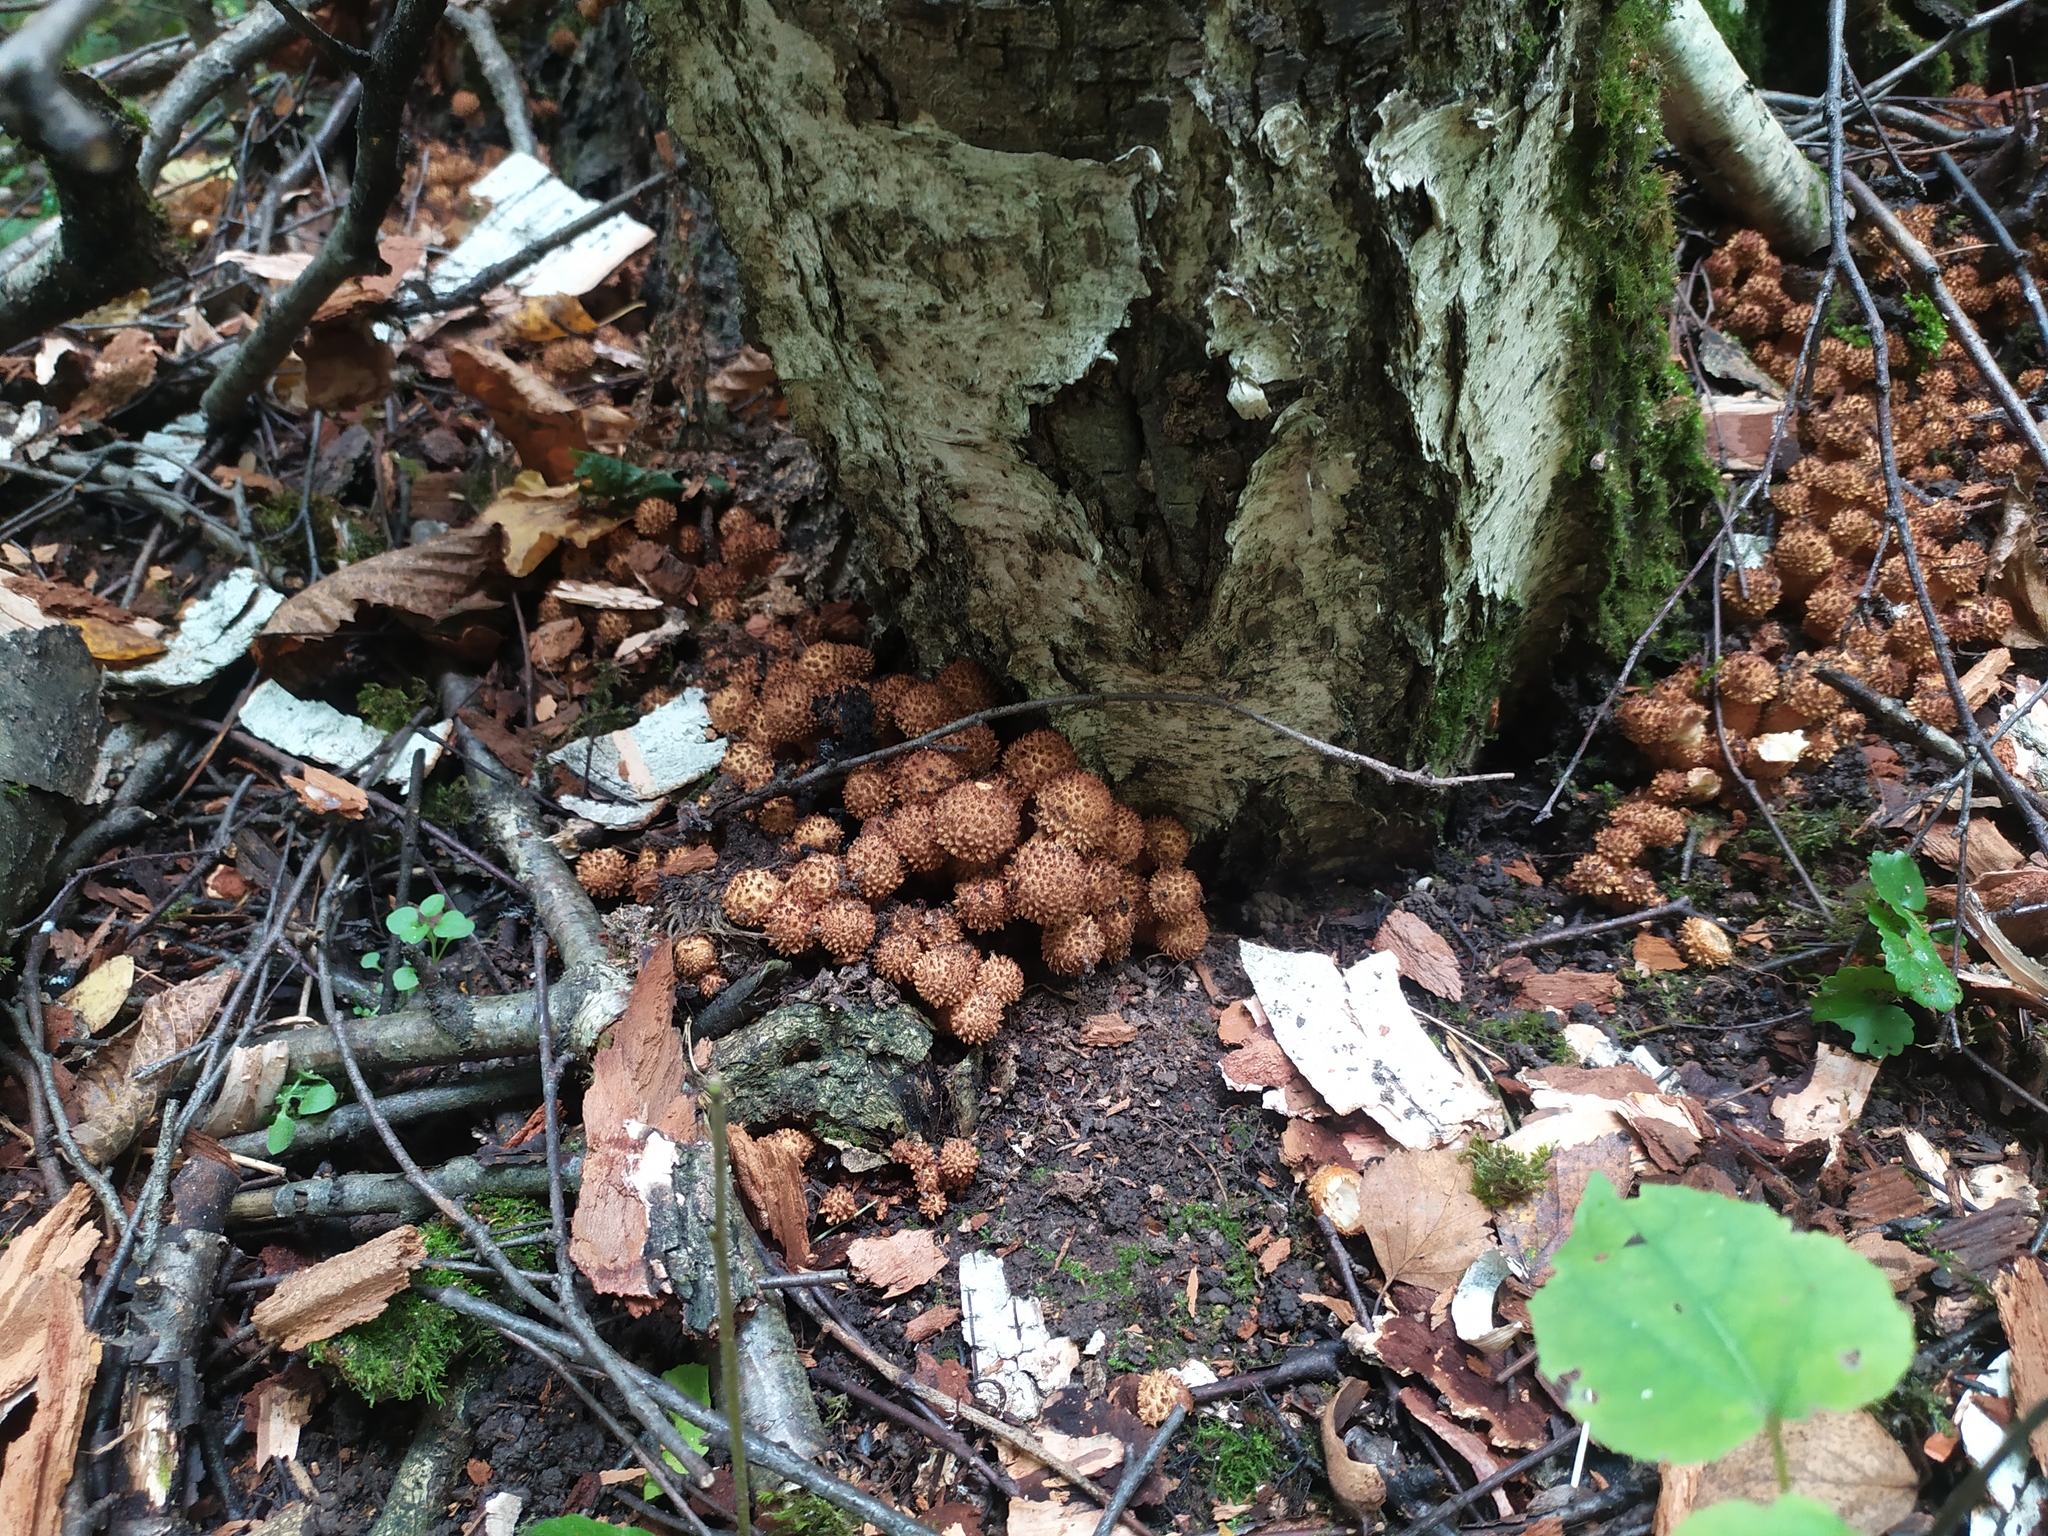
[706,1078,752,1536]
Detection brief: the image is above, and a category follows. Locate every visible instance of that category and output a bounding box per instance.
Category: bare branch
[443,0,534,156]
[138,6,293,189]
[0,0,120,172]
[257,0,368,76]
[253,76,361,251]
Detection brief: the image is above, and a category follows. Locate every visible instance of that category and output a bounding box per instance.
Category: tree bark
[632,0,1686,865]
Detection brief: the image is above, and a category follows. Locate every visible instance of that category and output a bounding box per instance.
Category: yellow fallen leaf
[62,954,135,1033]
[477,470,621,577]
[504,293,597,343]
[68,615,167,666]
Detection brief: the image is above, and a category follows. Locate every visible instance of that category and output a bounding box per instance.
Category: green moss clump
[1462,1137,1553,1208]
[307,1291,481,1405]
[424,777,475,826]
[1477,1008,1567,1059]
[356,679,430,733]
[758,1489,859,1536]
[1186,1415,1282,1503]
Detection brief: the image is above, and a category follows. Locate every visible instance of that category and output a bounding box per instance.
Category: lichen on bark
[633,0,1699,867]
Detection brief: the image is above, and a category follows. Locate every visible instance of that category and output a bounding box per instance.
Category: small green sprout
[359,950,418,993]
[386,892,475,959]
[267,1072,339,1154]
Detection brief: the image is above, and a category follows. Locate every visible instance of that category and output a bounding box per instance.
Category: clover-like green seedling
[528,1516,656,1536]
[1865,849,1961,1012]
[1809,966,1913,1057]
[1527,1176,1912,1466]
[386,893,476,961]
[267,1071,339,1154]
[360,951,419,993]
[1676,1495,1855,1535]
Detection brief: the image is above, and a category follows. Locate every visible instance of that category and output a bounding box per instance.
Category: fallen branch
[0,0,122,173]
[226,1150,568,1225]
[365,1358,488,1536]
[136,6,293,188]
[200,0,452,427]
[1091,1400,1186,1536]
[42,452,272,576]
[252,77,362,252]
[443,1,535,157]
[218,1070,533,1158]
[1493,900,1704,959]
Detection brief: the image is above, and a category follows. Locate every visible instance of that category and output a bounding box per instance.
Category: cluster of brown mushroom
[815,1135,981,1223]
[1571,221,2037,916]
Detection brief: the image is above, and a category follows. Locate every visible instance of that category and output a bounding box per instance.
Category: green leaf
[526,1516,656,1536]
[1867,849,1926,914]
[295,1079,338,1116]
[1809,967,1916,1057]
[418,893,447,919]
[386,907,428,945]
[267,1111,297,1155]
[1527,1176,1913,1465]
[1675,1496,1857,1536]
[645,1361,713,1498]
[360,951,382,971]
[392,964,420,992]
[433,909,475,943]
[572,451,686,508]
[1867,903,1962,1012]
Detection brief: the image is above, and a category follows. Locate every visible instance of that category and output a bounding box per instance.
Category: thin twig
[1091,1401,1186,1536]
[1389,1424,1585,1536]
[1493,900,1701,959]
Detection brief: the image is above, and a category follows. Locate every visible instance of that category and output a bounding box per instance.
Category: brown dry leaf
[903,1304,961,1344]
[1353,1146,1493,1295]
[59,954,133,1034]
[1658,1410,1915,1536]
[848,1229,948,1297]
[727,1123,812,1269]
[251,1225,426,1351]
[1503,857,1543,887]
[479,472,623,578]
[1216,1000,1257,1044]
[1632,933,1686,972]
[505,292,599,343]
[1995,1258,2048,1472]
[449,344,590,483]
[1257,1236,1291,1275]
[1299,1290,1356,1325]
[706,344,777,405]
[301,319,392,413]
[1372,1306,1552,1448]
[283,766,369,819]
[1317,1378,1387,1519]
[1079,1013,1138,1047]
[254,526,503,671]
[1771,1044,1879,1145]
[570,945,697,1299]
[1849,1233,1936,1295]
[61,328,159,426]
[0,1185,101,1536]
[308,236,425,323]
[528,615,586,667]
[1992,473,2048,648]
[1372,910,1462,1001]
[72,970,236,1166]
[1921,817,2025,877]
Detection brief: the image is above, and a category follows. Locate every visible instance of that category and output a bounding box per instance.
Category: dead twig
[0,0,120,171]
[137,6,293,186]
[808,1364,1018,1498]
[442,1,535,156]
[1493,900,1703,959]
[1091,1400,1186,1536]
[1388,1424,1585,1536]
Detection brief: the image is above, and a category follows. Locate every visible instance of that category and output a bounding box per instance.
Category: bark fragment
[251,1224,428,1351]
[0,1185,103,1536]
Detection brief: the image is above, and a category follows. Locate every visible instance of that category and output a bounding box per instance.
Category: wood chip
[1372,910,1463,1001]
[251,1372,315,1468]
[1079,1013,1138,1047]
[283,765,369,819]
[1996,1257,2048,1472]
[1847,1164,1927,1228]
[1396,1387,1512,1518]
[1505,965,1624,1014]
[726,1123,812,1270]
[1849,1233,1937,1295]
[1502,857,1543,887]
[0,1186,103,1536]
[1258,1237,1292,1275]
[251,1225,426,1352]
[1631,933,1686,972]
[903,1304,961,1344]
[1372,1307,1551,1449]
[848,1229,948,1298]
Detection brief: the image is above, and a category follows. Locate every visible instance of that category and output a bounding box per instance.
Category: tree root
[366,1357,489,1536]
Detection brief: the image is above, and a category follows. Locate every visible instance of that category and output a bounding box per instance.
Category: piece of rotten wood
[0,1185,102,1536]
[251,1223,427,1351]
[727,1123,812,1270]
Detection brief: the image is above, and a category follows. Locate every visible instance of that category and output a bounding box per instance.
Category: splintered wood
[251,1224,426,1351]
[569,943,698,1297]
[727,1123,812,1269]
[0,1185,104,1536]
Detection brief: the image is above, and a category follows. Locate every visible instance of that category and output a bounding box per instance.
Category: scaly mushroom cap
[1677,916,1733,968]
[1153,911,1209,962]
[697,971,727,997]
[1142,815,1191,870]
[762,897,817,955]
[818,1185,859,1225]
[1716,651,1781,707]
[891,906,964,946]
[881,802,948,873]
[792,815,844,853]
[818,897,878,963]
[674,935,719,978]
[576,847,629,899]
[721,868,784,925]
[1647,768,1722,804]
[919,1190,949,1220]
[1104,805,1146,866]
[786,853,845,906]
[1035,771,1116,852]
[1909,681,1960,730]
[977,953,1026,1008]
[869,674,917,724]
[707,682,756,736]
[936,658,998,715]
[943,722,1002,773]
[1009,835,1089,926]
[1800,584,1857,644]
[1783,672,1841,723]
[893,682,957,738]
[1827,509,1881,556]
[1886,611,1936,663]
[937,1138,980,1191]
[750,684,816,747]
[634,496,676,536]
[1043,915,1105,976]
[1612,868,1665,911]
[891,1136,937,1173]
[1933,540,1989,598]
[845,833,905,901]
[1593,825,1645,866]
[1003,729,1080,796]
[1615,693,1703,746]
[1721,562,1783,620]
[953,877,1012,932]
[1773,522,1834,586]
[798,641,875,688]
[949,990,1005,1045]
[873,931,924,984]
[756,797,798,836]
[1148,867,1203,922]
[1080,858,1123,912]
[1135,1371,1183,1428]
[1950,595,2014,644]
[1611,800,1688,849]
[1098,903,1136,963]
[842,766,895,821]
[914,943,982,1008]
[895,748,965,803]
[720,741,776,792]
[1561,854,1626,899]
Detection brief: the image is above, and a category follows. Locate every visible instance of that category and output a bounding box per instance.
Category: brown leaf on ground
[1372,910,1463,1001]
[1632,933,1686,972]
[283,765,369,819]
[1279,1118,1389,1174]
[1372,1307,1552,1448]
[1217,1000,1257,1044]
[1079,1013,1138,1047]
[72,970,237,1166]
[706,344,777,406]
[1502,857,1543,887]
[727,1123,812,1269]
[1771,1044,1879,1145]
[1397,1387,1513,1518]
[1921,817,2025,877]
[251,1225,427,1351]
[1849,1233,1936,1295]
[301,319,393,413]
[1353,1146,1494,1294]
[1300,1291,1356,1325]
[1996,1258,2048,1472]
[450,344,591,483]
[570,944,696,1299]
[1318,1378,1387,1519]
[0,1185,101,1536]
[1501,964,1623,1015]
[1992,477,2048,648]
[254,526,503,672]
[528,615,585,667]
[1258,1237,1291,1275]
[903,1304,962,1344]
[849,1229,948,1297]
[478,472,623,578]
[1658,1410,1915,1536]
[308,236,424,323]
[1496,1133,1635,1283]
[61,328,159,426]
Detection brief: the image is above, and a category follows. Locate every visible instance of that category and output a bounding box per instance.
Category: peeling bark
[634,0,1656,864]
